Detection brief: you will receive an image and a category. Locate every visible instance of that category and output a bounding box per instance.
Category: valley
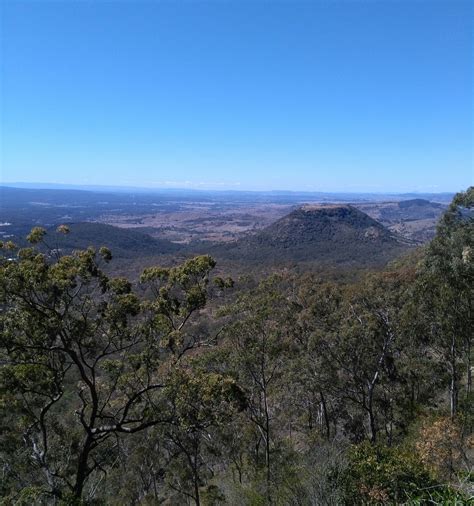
[0,185,450,281]
[2,186,472,505]
[0,186,449,249]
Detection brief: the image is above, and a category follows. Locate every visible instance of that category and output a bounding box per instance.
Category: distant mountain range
[0,183,455,203]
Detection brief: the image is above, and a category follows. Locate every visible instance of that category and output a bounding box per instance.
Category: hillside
[356,198,446,242]
[48,222,182,259]
[209,205,413,266]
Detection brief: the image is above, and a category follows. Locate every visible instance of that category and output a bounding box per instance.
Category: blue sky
[1,0,472,192]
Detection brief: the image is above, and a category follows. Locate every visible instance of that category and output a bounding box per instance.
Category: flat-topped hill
[210,205,412,266]
[262,205,392,244]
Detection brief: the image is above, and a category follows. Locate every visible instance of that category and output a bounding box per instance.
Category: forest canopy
[0,188,473,505]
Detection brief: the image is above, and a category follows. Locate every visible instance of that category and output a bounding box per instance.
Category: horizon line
[0,182,461,195]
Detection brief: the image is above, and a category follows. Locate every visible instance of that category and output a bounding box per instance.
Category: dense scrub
[0,188,472,504]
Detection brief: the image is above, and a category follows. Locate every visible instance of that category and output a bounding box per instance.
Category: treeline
[0,188,472,505]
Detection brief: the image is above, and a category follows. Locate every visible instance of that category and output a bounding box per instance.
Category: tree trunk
[73,437,93,499]
[450,335,458,419]
[368,408,377,443]
[193,474,200,506]
[263,387,271,504]
[319,391,330,439]
[192,442,201,506]
[367,388,377,443]
[466,339,472,396]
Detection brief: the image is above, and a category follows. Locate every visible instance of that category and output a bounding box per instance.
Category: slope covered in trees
[48,222,182,258]
[209,205,412,267]
[0,188,472,504]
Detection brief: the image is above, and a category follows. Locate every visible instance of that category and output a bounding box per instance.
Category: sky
[0,0,472,193]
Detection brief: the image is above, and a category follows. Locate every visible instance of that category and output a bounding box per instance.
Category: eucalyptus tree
[290,279,345,439]
[159,367,245,506]
[0,227,234,503]
[302,271,418,444]
[416,187,474,417]
[218,276,293,501]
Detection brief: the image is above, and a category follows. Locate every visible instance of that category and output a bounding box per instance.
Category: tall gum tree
[416,187,474,418]
[0,227,238,503]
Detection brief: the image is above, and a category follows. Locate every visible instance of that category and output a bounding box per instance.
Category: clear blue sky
[1,0,472,192]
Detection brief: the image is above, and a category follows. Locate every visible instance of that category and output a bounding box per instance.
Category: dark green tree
[0,228,225,502]
[218,277,293,502]
[416,187,474,417]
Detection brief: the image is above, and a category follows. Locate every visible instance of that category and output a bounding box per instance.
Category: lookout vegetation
[0,188,473,505]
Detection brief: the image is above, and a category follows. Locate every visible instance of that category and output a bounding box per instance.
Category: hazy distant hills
[359,198,445,221]
[356,198,447,242]
[398,198,443,211]
[208,205,413,266]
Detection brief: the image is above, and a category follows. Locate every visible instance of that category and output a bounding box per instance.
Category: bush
[342,442,463,504]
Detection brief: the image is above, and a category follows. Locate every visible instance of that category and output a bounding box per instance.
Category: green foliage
[98,245,112,262]
[452,186,474,208]
[0,228,226,503]
[415,186,474,417]
[56,224,70,235]
[345,442,436,504]
[1,189,472,505]
[342,442,460,504]
[26,226,47,244]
